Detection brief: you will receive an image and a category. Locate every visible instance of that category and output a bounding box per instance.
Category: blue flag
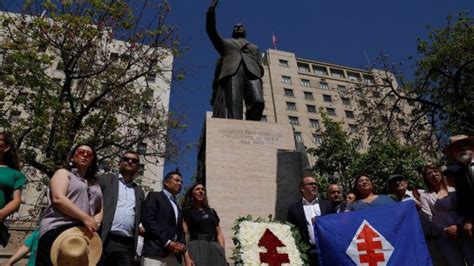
[314,201,432,266]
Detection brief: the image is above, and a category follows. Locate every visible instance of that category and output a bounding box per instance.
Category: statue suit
[206,4,264,121]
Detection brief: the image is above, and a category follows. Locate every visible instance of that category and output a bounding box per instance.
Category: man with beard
[443,135,474,239]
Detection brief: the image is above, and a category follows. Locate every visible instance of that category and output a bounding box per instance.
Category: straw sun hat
[442,135,474,160]
[50,226,102,266]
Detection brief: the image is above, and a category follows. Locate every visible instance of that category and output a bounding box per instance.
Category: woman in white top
[420,164,474,266]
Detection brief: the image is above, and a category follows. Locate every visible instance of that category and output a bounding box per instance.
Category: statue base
[197,117,306,260]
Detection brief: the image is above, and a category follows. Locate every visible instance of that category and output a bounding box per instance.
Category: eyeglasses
[303,182,317,187]
[121,156,139,164]
[75,149,94,159]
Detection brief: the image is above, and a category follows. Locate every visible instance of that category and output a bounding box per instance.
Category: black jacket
[141,191,185,258]
[286,198,335,246]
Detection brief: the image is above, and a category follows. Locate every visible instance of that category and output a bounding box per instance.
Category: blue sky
[164,0,473,186]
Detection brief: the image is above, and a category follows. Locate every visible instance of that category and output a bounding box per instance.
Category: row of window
[283,88,353,105]
[293,125,359,144]
[278,59,374,84]
[285,102,354,118]
[281,76,350,92]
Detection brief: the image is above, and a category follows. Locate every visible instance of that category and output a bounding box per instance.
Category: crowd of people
[0,132,473,266]
[287,134,474,266]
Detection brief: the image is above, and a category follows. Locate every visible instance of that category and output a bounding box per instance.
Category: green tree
[309,114,426,194]
[307,111,361,193]
[347,138,426,194]
[351,11,473,159]
[0,0,186,189]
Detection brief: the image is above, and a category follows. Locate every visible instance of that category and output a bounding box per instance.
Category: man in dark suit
[98,150,145,266]
[206,0,264,121]
[287,176,335,266]
[443,135,474,239]
[141,171,186,266]
[326,184,347,213]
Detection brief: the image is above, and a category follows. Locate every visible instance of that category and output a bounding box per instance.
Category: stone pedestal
[197,117,298,259]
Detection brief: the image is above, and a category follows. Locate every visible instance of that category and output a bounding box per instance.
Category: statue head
[232,23,247,38]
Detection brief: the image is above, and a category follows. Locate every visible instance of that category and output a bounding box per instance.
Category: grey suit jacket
[98,173,145,252]
[206,8,264,81]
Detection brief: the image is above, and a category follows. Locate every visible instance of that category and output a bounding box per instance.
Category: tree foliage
[309,115,426,194]
[0,0,185,187]
[350,11,473,159]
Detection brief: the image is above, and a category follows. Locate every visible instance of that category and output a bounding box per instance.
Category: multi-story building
[259,49,415,161]
[0,11,172,261]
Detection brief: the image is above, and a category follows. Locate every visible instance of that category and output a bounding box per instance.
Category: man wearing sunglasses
[97,151,145,266]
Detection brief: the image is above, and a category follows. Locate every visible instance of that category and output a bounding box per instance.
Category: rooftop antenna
[364,50,372,69]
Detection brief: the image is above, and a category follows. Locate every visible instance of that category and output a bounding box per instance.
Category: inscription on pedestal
[218,128,282,145]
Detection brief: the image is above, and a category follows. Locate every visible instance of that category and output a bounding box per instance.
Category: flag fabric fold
[272,33,277,49]
[314,201,432,266]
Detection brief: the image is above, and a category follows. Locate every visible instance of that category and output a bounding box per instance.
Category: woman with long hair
[348,175,395,211]
[182,183,226,266]
[0,132,27,244]
[36,144,103,266]
[420,164,474,266]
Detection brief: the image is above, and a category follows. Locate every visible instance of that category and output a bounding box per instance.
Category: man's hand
[166,241,186,255]
[444,225,458,239]
[210,0,218,9]
[464,221,473,238]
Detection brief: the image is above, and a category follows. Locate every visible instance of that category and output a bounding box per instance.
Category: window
[373,91,381,98]
[144,88,154,99]
[407,100,416,106]
[349,124,358,133]
[109,52,119,60]
[10,110,21,122]
[142,104,152,115]
[289,116,299,126]
[320,82,329,90]
[137,143,147,155]
[347,71,361,82]
[297,63,310,73]
[294,132,303,143]
[341,97,351,105]
[313,65,328,76]
[56,61,65,71]
[304,91,314,100]
[323,94,332,102]
[337,85,347,94]
[307,105,316,113]
[261,115,267,122]
[397,118,407,126]
[17,92,29,103]
[37,43,48,53]
[146,73,156,82]
[279,59,289,67]
[330,68,345,79]
[326,107,336,116]
[313,134,322,144]
[284,88,294,97]
[309,119,320,129]
[301,79,310,87]
[281,76,292,84]
[138,164,145,176]
[388,94,396,101]
[286,102,297,111]
[345,110,354,118]
[363,75,374,85]
[359,100,368,107]
[382,116,389,123]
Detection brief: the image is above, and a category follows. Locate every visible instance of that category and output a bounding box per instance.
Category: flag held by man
[314,201,432,266]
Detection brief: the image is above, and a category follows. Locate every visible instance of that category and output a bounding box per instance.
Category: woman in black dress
[182,183,226,266]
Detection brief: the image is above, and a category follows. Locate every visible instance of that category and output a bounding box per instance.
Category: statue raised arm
[206,0,264,121]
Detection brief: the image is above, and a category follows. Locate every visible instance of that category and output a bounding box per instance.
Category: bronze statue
[207,0,265,121]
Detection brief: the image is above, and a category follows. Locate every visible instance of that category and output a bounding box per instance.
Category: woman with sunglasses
[182,183,226,266]
[36,144,103,266]
[0,132,27,245]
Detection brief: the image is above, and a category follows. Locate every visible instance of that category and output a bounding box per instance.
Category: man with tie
[206,0,265,121]
[141,171,186,266]
[98,150,145,266]
[287,176,335,266]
